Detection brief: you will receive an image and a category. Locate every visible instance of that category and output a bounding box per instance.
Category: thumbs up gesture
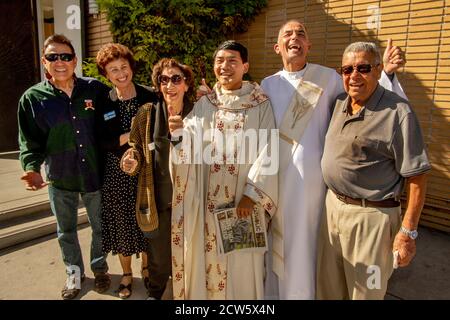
[196,78,212,100]
[383,38,406,75]
[122,150,137,173]
[168,106,184,140]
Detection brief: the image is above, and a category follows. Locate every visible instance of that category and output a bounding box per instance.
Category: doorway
[0,0,40,152]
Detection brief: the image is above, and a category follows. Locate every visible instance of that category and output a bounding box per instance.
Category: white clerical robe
[261,63,407,300]
[170,81,278,300]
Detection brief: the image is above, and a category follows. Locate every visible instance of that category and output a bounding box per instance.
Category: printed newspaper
[213,206,267,255]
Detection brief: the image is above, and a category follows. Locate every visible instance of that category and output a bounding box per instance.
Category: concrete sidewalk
[0,225,172,300]
[0,152,449,300]
[0,223,448,300]
[0,152,48,220]
[0,152,171,300]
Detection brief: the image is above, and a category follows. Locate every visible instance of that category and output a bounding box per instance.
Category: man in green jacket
[18,34,110,299]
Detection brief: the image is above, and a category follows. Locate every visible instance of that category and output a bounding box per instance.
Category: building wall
[0,0,40,152]
[53,0,83,76]
[86,11,113,58]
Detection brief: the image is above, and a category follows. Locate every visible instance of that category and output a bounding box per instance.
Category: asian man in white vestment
[169,41,278,299]
[261,20,407,300]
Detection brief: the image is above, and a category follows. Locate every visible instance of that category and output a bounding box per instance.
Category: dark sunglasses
[340,64,379,75]
[44,53,75,62]
[158,74,185,85]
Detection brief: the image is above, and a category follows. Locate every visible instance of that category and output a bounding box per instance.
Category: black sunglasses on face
[158,74,185,85]
[44,53,75,62]
[340,64,379,75]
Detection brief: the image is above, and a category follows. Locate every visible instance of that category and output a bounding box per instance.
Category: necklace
[116,85,136,112]
[120,97,135,112]
[119,98,136,131]
[116,84,136,100]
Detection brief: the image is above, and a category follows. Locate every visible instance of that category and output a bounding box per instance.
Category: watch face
[410,230,418,239]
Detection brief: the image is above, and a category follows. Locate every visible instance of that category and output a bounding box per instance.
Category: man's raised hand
[383,38,406,75]
[196,78,212,100]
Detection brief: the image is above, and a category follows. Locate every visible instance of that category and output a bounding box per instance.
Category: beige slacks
[316,189,401,300]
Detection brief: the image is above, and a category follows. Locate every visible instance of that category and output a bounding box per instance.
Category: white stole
[271,64,325,279]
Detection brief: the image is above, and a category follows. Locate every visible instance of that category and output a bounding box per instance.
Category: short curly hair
[151,58,194,94]
[96,43,136,77]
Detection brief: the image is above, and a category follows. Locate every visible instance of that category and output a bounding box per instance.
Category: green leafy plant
[83,0,267,89]
[82,57,111,86]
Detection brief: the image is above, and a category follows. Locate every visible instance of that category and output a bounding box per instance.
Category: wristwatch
[400,226,418,240]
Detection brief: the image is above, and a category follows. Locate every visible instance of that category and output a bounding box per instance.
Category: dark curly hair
[151,58,194,97]
[95,43,136,77]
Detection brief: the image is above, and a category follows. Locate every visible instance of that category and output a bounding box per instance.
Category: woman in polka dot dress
[96,43,157,299]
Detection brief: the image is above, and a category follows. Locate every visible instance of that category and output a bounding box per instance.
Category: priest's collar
[281,63,308,80]
[218,83,249,97]
[207,81,268,110]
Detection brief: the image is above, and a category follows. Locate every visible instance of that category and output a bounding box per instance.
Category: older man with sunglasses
[262,19,409,301]
[18,34,110,299]
[317,42,430,299]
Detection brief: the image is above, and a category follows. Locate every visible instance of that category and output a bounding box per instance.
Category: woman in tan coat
[121,58,194,300]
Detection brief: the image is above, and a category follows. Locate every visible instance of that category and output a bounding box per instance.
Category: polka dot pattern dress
[101,97,148,256]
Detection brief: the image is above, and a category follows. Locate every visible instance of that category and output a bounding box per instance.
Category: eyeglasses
[44,53,75,62]
[158,74,185,85]
[340,64,379,75]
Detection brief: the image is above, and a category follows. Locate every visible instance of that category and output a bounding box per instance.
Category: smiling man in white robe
[261,20,407,300]
[169,40,278,300]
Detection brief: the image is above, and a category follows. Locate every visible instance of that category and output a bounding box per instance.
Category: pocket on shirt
[351,136,381,163]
